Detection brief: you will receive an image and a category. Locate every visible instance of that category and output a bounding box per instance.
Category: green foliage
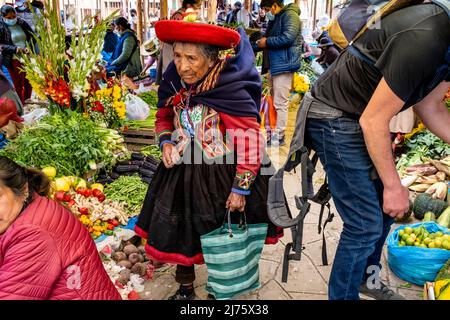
[0,112,119,177]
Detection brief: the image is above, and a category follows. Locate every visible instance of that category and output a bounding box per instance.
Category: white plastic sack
[22,108,49,124]
[311,60,325,75]
[125,94,150,121]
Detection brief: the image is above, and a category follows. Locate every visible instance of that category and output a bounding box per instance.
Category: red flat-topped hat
[154,20,241,49]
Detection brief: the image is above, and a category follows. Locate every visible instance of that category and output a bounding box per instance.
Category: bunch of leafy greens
[396,129,450,170]
[137,91,158,109]
[0,112,118,177]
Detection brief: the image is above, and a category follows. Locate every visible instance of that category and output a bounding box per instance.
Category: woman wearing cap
[135,21,283,300]
[0,4,35,104]
[139,38,160,80]
[106,17,142,79]
[316,37,340,70]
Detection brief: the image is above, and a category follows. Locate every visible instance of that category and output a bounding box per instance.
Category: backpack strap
[320,202,334,266]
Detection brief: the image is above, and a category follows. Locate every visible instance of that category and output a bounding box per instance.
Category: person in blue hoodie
[256,0,302,146]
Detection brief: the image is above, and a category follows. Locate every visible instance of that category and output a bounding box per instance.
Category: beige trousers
[271,72,293,136]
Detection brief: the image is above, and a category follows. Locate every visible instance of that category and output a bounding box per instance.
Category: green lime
[398,242,405,247]
[414,242,421,247]
[402,233,409,241]
[420,244,428,249]
[406,237,415,246]
[404,227,413,235]
[428,242,436,249]
[435,240,442,248]
[437,232,444,237]
[409,233,417,241]
[413,227,421,235]
[442,240,450,250]
[398,230,405,237]
[424,238,432,245]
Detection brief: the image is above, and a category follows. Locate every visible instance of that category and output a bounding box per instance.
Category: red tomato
[97,194,106,202]
[63,192,72,202]
[110,219,120,227]
[107,224,114,230]
[78,207,89,215]
[92,189,102,198]
[83,189,93,198]
[55,190,65,202]
[67,200,76,208]
[76,187,86,195]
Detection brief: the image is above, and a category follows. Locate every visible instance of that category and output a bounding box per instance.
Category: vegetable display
[137,90,158,109]
[140,145,162,161]
[397,225,450,250]
[413,193,449,220]
[0,112,126,177]
[104,175,148,216]
[397,130,450,171]
[124,109,157,129]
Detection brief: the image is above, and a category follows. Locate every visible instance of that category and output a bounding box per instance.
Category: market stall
[0,7,163,300]
[387,89,450,300]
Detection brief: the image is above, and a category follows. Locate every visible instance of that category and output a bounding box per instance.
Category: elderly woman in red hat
[135,21,283,300]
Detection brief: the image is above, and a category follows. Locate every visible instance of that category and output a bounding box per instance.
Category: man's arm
[359,77,409,218]
[413,81,450,144]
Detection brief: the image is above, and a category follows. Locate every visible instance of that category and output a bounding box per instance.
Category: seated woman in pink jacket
[0,156,121,300]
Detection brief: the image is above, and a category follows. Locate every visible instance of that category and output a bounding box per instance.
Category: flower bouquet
[19,5,117,113]
[87,79,127,129]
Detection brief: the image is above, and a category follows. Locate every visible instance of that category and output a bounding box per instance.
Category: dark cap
[317,37,334,47]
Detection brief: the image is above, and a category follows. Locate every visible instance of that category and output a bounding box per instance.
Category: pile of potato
[111,241,149,285]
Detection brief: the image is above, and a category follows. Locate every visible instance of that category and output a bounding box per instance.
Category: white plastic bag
[22,108,49,124]
[125,94,150,121]
[311,60,325,75]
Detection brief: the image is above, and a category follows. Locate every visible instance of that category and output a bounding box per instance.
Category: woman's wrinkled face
[0,184,23,235]
[173,42,215,85]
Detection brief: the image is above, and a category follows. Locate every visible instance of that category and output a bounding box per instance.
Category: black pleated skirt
[135,151,283,266]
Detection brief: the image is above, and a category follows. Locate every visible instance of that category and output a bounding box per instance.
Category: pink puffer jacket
[0,195,121,300]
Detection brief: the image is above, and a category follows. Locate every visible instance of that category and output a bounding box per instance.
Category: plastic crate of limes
[387,222,450,286]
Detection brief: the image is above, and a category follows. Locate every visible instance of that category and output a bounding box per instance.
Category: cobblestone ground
[139,103,423,300]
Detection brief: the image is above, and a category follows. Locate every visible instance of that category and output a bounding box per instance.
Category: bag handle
[223,209,247,238]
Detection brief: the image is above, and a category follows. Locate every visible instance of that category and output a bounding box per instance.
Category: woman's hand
[162,143,180,169]
[226,192,246,212]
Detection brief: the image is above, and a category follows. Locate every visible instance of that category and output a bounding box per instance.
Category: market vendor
[135,21,283,300]
[0,5,35,104]
[0,53,22,115]
[139,38,160,81]
[0,156,122,300]
[106,17,142,79]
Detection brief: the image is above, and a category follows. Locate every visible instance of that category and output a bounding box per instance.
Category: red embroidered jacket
[156,104,264,195]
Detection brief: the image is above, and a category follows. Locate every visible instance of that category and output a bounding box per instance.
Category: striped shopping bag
[200,209,268,300]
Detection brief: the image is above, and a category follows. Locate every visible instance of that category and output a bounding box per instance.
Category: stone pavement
[139,103,424,301]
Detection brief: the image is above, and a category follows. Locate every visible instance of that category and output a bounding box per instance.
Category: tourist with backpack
[106,17,142,79]
[268,0,449,300]
[256,0,302,146]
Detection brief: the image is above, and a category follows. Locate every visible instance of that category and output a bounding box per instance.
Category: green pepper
[104,230,114,236]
